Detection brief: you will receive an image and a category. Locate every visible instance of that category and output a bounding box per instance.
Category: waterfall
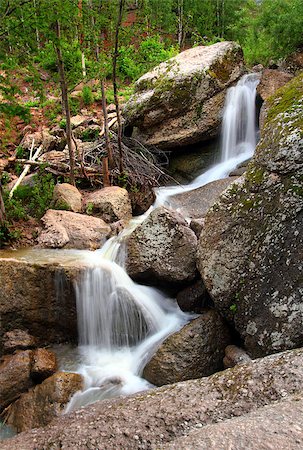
[66,73,260,412]
[155,72,260,206]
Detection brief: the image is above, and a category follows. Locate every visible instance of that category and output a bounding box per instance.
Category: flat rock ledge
[2,347,303,449]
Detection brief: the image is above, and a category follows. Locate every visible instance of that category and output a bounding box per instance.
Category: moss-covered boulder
[123,41,244,149]
[197,73,303,358]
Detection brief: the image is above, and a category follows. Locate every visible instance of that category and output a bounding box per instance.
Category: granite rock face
[143,310,231,386]
[123,41,244,149]
[84,186,132,223]
[0,257,78,348]
[125,206,197,286]
[52,183,83,213]
[198,73,303,358]
[2,348,303,449]
[6,372,83,432]
[38,209,111,250]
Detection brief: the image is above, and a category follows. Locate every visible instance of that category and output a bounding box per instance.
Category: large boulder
[0,256,78,349]
[123,41,245,149]
[6,372,83,432]
[52,183,83,213]
[84,186,132,223]
[125,206,197,286]
[198,73,303,358]
[176,279,211,313]
[38,209,111,250]
[164,395,303,449]
[3,348,303,449]
[143,310,231,386]
[2,329,37,354]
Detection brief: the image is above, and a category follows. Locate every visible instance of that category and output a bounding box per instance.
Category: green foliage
[86,202,94,215]
[82,86,94,106]
[59,118,67,129]
[118,36,178,81]
[230,303,237,313]
[69,97,81,116]
[81,128,99,142]
[8,171,55,220]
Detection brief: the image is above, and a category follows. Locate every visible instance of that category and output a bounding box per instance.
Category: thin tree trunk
[177,0,184,48]
[113,0,125,175]
[0,182,6,225]
[55,20,76,186]
[78,0,86,78]
[101,80,111,187]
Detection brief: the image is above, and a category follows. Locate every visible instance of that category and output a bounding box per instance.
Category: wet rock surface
[169,177,237,219]
[6,372,83,432]
[38,209,111,250]
[31,348,57,382]
[126,206,197,285]
[257,68,293,101]
[143,310,231,386]
[123,42,244,149]
[2,348,303,449]
[0,258,78,347]
[223,345,252,369]
[198,73,303,357]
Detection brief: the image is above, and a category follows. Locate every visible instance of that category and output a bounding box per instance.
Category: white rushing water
[66,73,260,412]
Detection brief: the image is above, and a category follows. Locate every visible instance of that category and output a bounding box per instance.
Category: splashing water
[66,73,260,412]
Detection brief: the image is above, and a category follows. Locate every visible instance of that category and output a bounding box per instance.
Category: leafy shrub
[82,86,94,106]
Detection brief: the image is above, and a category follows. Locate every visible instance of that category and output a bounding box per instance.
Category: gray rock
[123,42,244,149]
[38,209,111,250]
[3,348,303,449]
[164,394,303,449]
[198,73,303,358]
[143,310,231,386]
[168,177,237,219]
[84,186,132,223]
[190,218,205,238]
[52,183,83,213]
[125,206,197,286]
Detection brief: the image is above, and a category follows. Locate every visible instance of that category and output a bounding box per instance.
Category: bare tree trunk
[101,80,111,187]
[113,0,125,175]
[78,0,86,77]
[0,182,6,226]
[177,0,184,48]
[55,20,76,186]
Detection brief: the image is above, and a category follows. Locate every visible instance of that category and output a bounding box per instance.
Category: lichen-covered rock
[123,41,244,149]
[3,348,303,449]
[164,394,303,449]
[3,329,37,354]
[6,372,83,432]
[0,257,78,348]
[52,183,83,213]
[125,206,197,285]
[38,209,111,250]
[143,310,231,386]
[84,186,132,223]
[0,350,33,411]
[198,73,303,358]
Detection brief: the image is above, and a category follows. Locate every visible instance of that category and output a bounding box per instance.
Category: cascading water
[155,72,260,206]
[65,73,260,412]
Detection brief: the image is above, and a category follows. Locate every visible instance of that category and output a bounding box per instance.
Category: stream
[0,73,260,437]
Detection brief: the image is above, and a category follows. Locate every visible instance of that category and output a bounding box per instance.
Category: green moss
[266,73,303,122]
[246,167,266,185]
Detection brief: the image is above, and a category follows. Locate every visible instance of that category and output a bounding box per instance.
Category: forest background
[0,0,302,245]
